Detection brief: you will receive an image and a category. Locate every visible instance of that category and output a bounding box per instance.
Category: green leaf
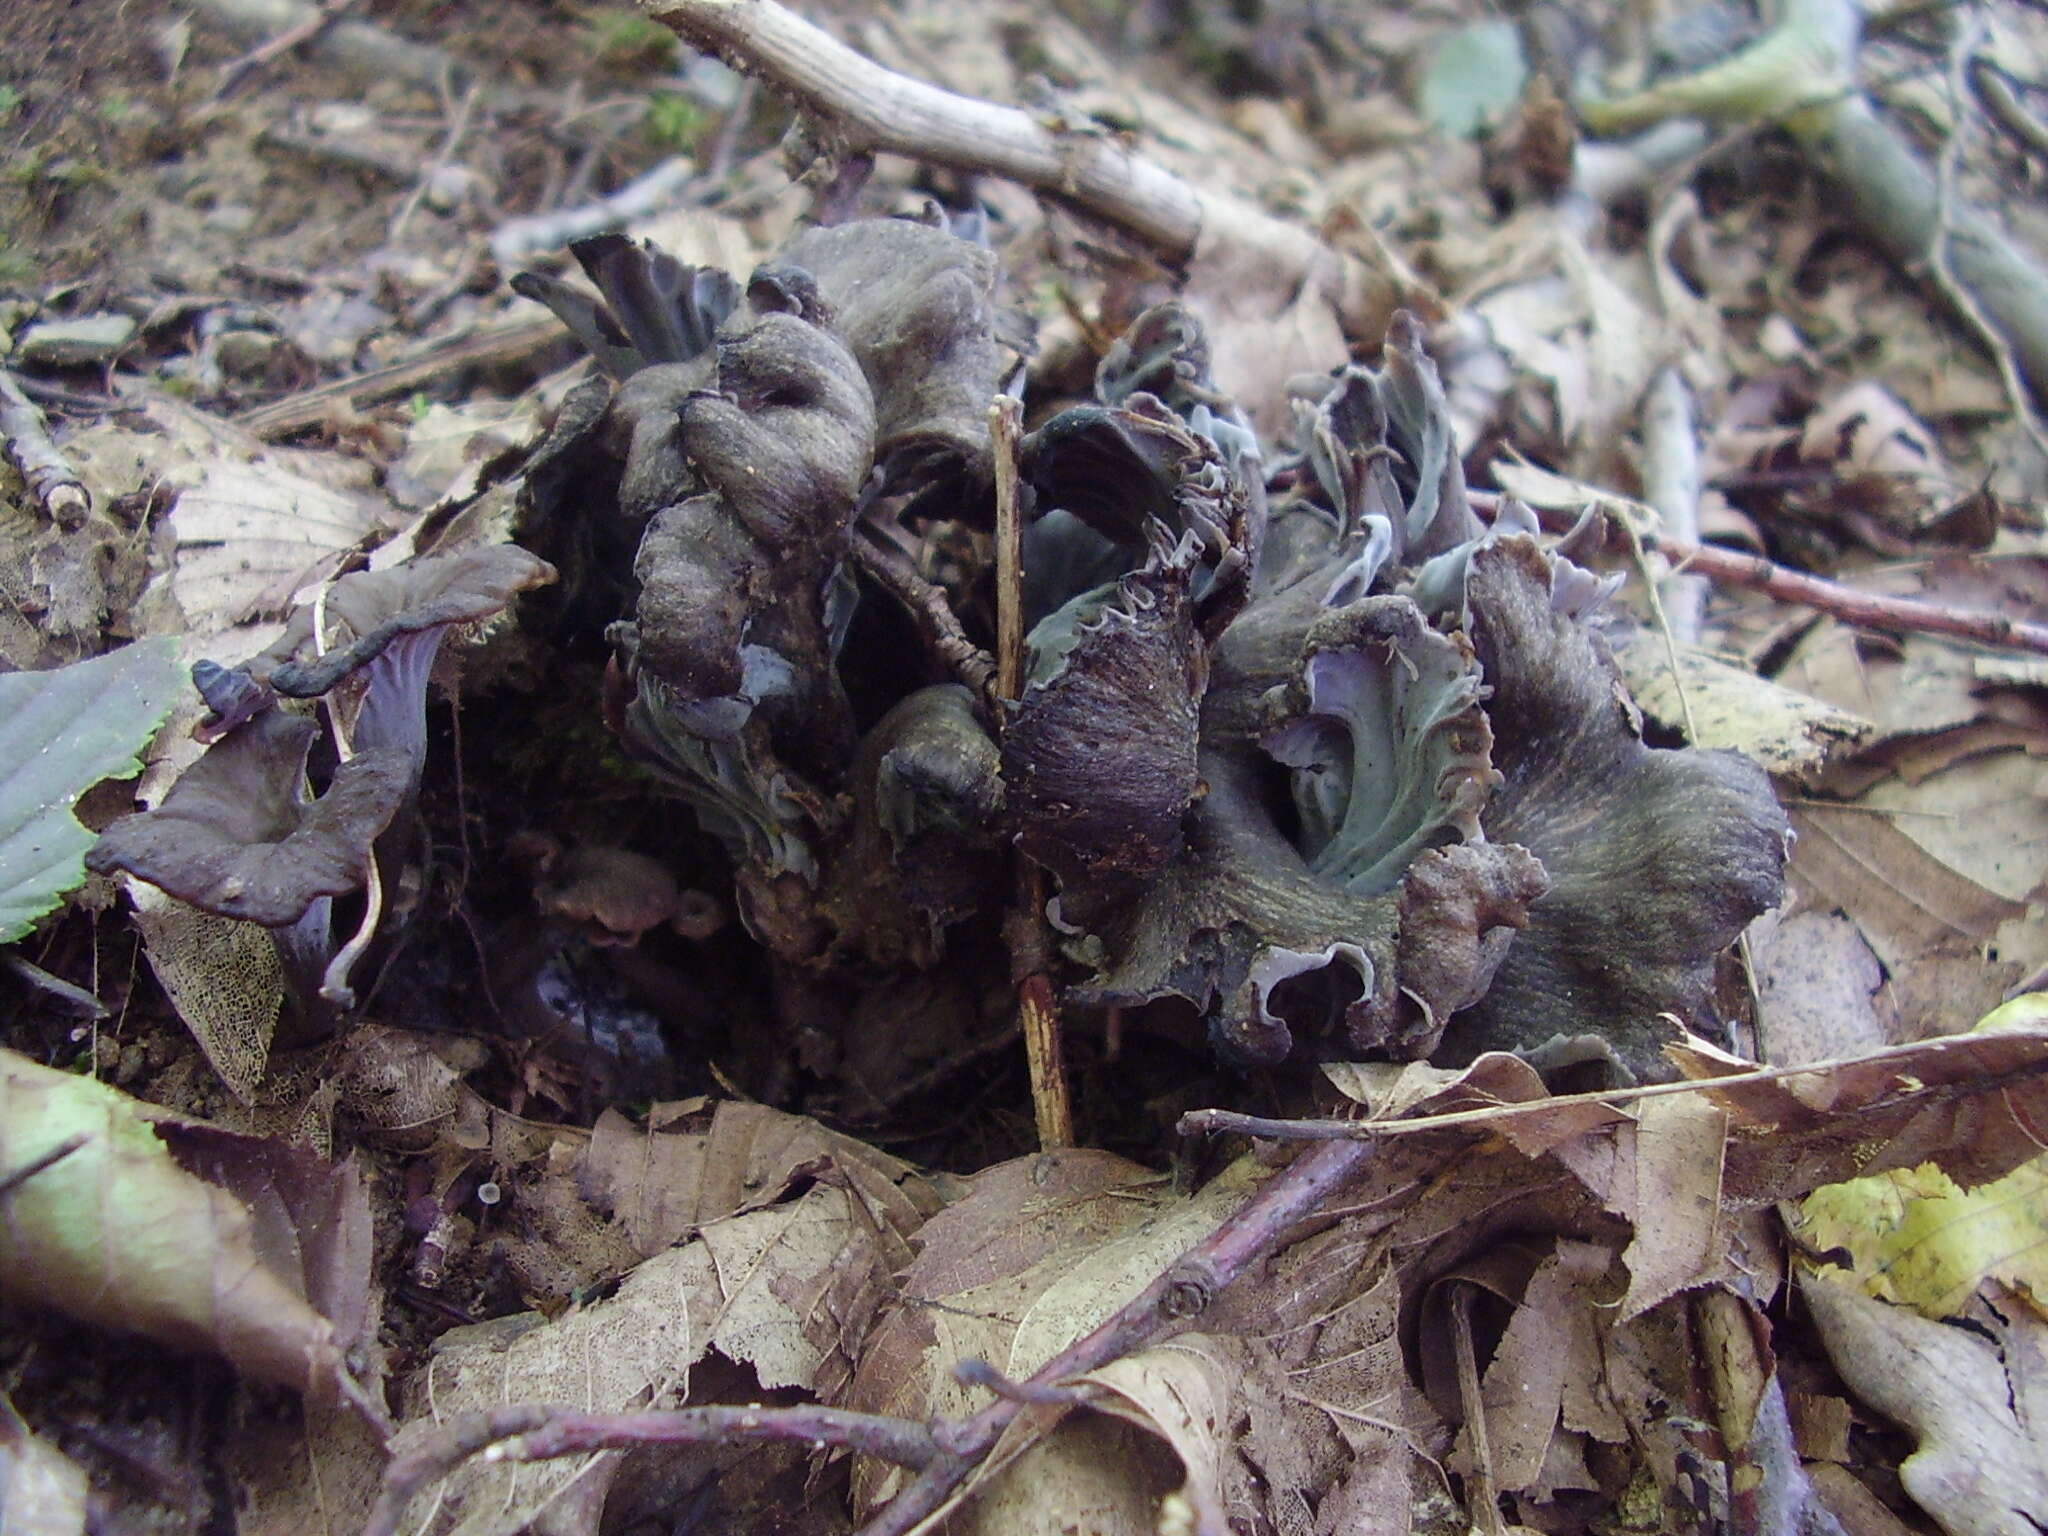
[0,640,187,944]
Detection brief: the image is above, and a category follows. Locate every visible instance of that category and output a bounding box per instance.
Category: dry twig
[234,317,563,438]
[1475,491,2048,656]
[363,1403,938,1536]
[0,368,90,525]
[990,395,1073,1151]
[489,157,700,265]
[211,0,363,96]
[1656,536,2048,655]
[848,527,995,698]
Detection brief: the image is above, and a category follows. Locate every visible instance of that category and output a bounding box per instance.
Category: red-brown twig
[363,1404,937,1536]
[1476,491,2048,656]
[858,1135,1376,1535]
[1658,537,2048,654]
[1179,1108,1366,1140]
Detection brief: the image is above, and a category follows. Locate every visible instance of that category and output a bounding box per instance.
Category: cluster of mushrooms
[91,210,1791,1087]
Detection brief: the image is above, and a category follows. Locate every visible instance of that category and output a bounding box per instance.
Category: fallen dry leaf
[1612,631,1873,783]
[0,1048,370,1400]
[394,1170,902,1536]
[1749,907,1897,1066]
[1787,801,2027,1038]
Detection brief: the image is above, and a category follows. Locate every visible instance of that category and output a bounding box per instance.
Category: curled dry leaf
[0,1048,370,1400]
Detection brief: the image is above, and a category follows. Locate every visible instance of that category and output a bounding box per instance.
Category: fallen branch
[860,1135,1376,1534]
[363,1403,938,1536]
[1,368,90,524]
[646,0,1388,336]
[1654,535,2048,655]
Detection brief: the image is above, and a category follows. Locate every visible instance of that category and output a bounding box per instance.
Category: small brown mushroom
[516,837,726,946]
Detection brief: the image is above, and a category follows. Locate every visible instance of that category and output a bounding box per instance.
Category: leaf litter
[5,0,2048,1532]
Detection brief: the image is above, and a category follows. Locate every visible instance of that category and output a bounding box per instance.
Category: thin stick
[989,395,1073,1151]
[211,0,362,97]
[860,1136,1376,1535]
[364,1403,937,1536]
[233,317,563,439]
[1663,536,2048,654]
[1638,364,1708,655]
[992,397,1028,707]
[309,589,380,1009]
[848,528,996,699]
[1451,1289,1505,1536]
[489,156,699,265]
[0,1137,87,1200]
[388,75,483,244]
[1475,491,2048,656]
[0,367,90,524]
[1176,1025,2048,1142]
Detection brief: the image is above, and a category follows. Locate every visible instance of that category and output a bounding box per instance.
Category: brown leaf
[1788,802,2027,1039]
[1617,1095,1728,1319]
[0,1048,368,1400]
[579,1099,940,1260]
[1749,908,1897,1066]
[842,1149,1169,1515]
